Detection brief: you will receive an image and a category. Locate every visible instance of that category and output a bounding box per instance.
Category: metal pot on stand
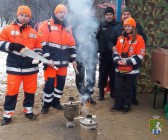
[80,115,98,140]
[64,97,79,128]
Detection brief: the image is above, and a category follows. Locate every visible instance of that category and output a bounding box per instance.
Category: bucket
[80,115,97,140]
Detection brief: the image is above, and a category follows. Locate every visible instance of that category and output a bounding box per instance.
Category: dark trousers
[43,75,66,108]
[4,92,35,111]
[132,77,138,102]
[75,61,96,96]
[114,73,136,109]
[3,92,35,118]
[98,53,115,92]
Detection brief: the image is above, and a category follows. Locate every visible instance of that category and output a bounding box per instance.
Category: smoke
[80,94,90,104]
[67,0,99,97]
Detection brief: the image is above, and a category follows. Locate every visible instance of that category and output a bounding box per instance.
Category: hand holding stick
[74,67,79,75]
[72,61,79,74]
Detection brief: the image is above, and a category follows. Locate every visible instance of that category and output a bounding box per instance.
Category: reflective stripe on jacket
[38,18,76,68]
[0,23,42,75]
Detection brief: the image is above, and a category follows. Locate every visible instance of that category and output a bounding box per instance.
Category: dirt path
[0,86,168,140]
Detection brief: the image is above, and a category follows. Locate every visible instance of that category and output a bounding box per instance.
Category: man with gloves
[0,5,42,125]
[38,4,77,114]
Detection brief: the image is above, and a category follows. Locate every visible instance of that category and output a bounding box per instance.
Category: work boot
[41,106,49,114]
[25,113,37,121]
[1,117,12,126]
[132,99,140,105]
[98,88,104,101]
[88,97,96,105]
[52,103,63,110]
[122,106,130,114]
[110,106,123,112]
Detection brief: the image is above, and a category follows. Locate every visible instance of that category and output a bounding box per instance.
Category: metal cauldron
[64,97,79,127]
[80,115,98,140]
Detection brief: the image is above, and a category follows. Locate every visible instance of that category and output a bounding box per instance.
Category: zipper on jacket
[60,25,63,65]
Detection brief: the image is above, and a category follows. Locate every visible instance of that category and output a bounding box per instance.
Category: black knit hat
[122,7,133,15]
[104,7,114,15]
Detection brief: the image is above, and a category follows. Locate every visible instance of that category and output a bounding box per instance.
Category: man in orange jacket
[0,5,42,125]
[38,4,77,114]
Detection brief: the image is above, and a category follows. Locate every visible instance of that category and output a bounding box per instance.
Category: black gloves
[9,43,25,52]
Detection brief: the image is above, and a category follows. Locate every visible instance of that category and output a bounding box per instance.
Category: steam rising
[67,0,99,100]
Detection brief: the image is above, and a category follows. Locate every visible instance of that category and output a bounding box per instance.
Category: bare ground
[0,85,168,140]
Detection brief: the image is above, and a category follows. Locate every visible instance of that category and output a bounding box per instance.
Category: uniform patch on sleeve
[29,34,37,38]
[120,39,124,43]
[51,26,58,30]
[11,31,20,35]
[38,32,43,36]
[102,27,107,30]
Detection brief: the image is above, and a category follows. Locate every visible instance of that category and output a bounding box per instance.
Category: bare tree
[0,0,124,25]
[0,0,63,24]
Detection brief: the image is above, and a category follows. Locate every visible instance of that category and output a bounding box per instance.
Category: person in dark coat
[112,7,147,105]
[112,7,147,45]
[97,7,118,101]
[72,8,99,105]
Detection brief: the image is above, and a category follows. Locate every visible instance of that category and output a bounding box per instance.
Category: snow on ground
[0,25,99,100]
[0,24,77,96]
[0,52,76,95]
[0,52,7,98]
[0,51,99,99]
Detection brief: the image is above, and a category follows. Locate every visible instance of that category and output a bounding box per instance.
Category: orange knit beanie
[54,4,67,14]
[17,5,31,18]
[123,17,136,27]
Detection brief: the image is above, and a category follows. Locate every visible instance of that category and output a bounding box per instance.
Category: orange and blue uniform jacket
[113,34,145,75]
[0,22,42,118]
[0,22,42,75]
[38,18,76,107]
[38,18,76,68]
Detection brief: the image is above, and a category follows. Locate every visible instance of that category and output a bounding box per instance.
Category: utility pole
[116,0,122,22]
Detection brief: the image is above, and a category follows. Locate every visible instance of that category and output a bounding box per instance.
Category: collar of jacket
[122,33,133,41]
[15,19,31,26]
[51,14,66,28]
[104,19,117,26]
[13,19,31,33]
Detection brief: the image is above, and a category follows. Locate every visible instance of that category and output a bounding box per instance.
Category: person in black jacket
[112,7,147,45]
[97,7,118,101]
[112,7,147,105]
